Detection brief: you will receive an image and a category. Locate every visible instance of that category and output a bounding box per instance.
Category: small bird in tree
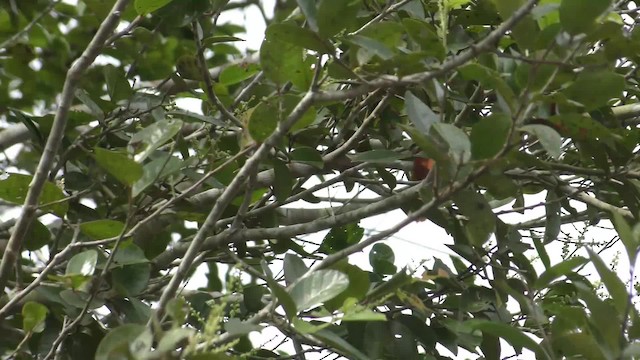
[411,157,435,181]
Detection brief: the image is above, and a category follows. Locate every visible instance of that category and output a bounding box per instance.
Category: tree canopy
[1,0,640,359]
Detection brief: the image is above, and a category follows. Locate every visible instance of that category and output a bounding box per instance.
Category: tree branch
[0,0,131,291]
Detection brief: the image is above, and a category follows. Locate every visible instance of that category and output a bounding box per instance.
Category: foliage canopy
[1,0,640,359]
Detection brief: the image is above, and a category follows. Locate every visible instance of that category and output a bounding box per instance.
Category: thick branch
[0,0,131,291]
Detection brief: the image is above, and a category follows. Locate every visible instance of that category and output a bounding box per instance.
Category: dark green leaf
[290,147,324,169]
[273,159,293,203]
[453,189,495,246]
[560,0,613,35]
[467,320,545,355]
[564,70,625,111]
[103,65,132,102]
[369,243,396,275]
[320,223,364,254]
[543,190,561,243]
[24,219,51,251]
[471,113,512,159]
[112,264,150,296]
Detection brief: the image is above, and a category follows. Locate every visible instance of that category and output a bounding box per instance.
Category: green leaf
[112,264,150,296]
[453,189,496,246]
[459,63,516,111]
[402,19,445,60]
[492,0,540,50]
[314,329,370,360]
[260,34,311,89]
[290,147,324,169]
[348,35,394,62]
[552,332,607,360]
[317,0,361,37]
[176,54,202,80]
[398,123,446,162]
[348,149,405,164]
[111,241,149,267]
[266,277,297,320]
[202,35,245,46]
[532,236,551,270]
[341,308,386,322]
[103,65,132,102]
[132,153,183,198]
[266,23,334,53]
[156,328,194,354]
[24,219,51,251]
[467,320,545,355]
[325,262,370,310]
[432,123,471,163]
[587,248,628,315]
[0,173,68,217]
[248,100,278,142]
[535,256,588,289]
[320,223,364,254]
[289,270,349,311]
[219,63,260,85]
[22,301,48,333]
[273,159,293,203]
[225,318,263,336]
[369,243,396,275]
[96,324,146,360]
[543,190,561,243]
[80,220,126,240]
[575,282,623,353]
[129,119,183,162]
[94,147,143,186]
[405,91,439,134]
[563,70,625,110]
[612,212,640,262]
[66,250,98,276]
[134,0,173,14]
[520,124,562,159]
[560,0,612,35]
[284,253,309,286]
[471,113,512,159]
[296,0,318,32]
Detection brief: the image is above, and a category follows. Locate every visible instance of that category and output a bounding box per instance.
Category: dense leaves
[1,0,640,359]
